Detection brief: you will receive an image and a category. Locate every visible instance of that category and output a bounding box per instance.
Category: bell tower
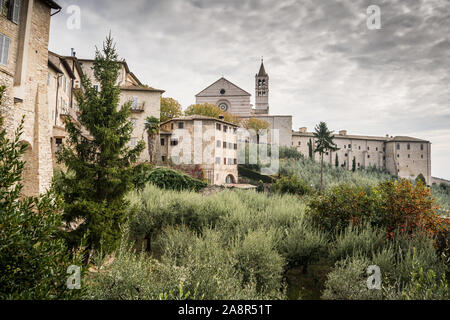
[255,59,269,114]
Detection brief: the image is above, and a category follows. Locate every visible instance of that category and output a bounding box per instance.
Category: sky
[48,0,450,180]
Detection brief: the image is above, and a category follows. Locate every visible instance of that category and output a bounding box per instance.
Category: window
[215,157,221,165]
[298,141,301,146]
[407,144,410,150]
[0,33,11,66]
[55,138,63,153]
[160,138,165,146]
[223,142,226,148]
[171,123,174,130]
[130,96,138,109]
[228,142,233,149]
[345,153,348,157]
[368,155,370,158]
[47,72,51,86]
[93,85,99,92]
[162,156,166,162]
[397,143,400,150]
[178,122,184,129]
[170,139,178,146]
[367,146,370,151]
[234,159,237,165]
[131,118,137,128]
[223,158,226,165]
[408,154,411,158]
[223,125,228,133]
[421,144,424,151]
[348,144,351,149]
[234,143,237,150]
[6,0,21,24]
[217,140,221,148]
[216,123,221,131]
[421,155,424,159]
[233,128,237,134]
[130,138,137,147]
[397,154,400,158]
[344,145,346,149]
[358,146,361,150]
[376,147,378,151]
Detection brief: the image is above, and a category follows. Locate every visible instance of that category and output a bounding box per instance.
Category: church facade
[195,61,293,147]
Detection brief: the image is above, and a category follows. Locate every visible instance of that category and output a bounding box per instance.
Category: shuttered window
[12,0,21,23]
[0,33,10,66]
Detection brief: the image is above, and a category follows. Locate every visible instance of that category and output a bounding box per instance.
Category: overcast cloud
[49,0,450,179]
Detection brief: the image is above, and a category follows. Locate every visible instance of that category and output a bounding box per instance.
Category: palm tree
[313,122,339,192]
[144,116,160,164]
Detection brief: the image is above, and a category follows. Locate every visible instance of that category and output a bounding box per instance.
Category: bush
[307,184,374,233]
[272,175,313,196]
[329,224,386,263]
[279,146,304,160]
[322,256,383,300]
[0,114,83,299]
[279,222,328,273]
[231,228,286,296]
[144,167,207,192]
[308,179,445,238]
[132,163,154,190]
[238,165,275,184]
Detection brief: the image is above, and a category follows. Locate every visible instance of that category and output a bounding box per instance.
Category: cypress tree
[335,153,339,167]
[308,138,313,159]
[352,157,356,172]
[57,35,145,256]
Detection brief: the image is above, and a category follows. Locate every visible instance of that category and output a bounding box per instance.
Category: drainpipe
[55,73,63,126]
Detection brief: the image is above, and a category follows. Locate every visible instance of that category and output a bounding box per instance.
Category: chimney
[299,127,307,133]
[218,115,224,120]
[71,48,76,57]
[339,130,347,136]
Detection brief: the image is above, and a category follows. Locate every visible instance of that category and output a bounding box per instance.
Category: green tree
[160,97,182,122]
[0,86,83,299]
[57,35,145,256]
[415,173,426,185]
[335,153,339,167]
[352,156,356,172]
[308,138,313,159]
[242,118,270,144]
[185,103,241,125]
[144,116,160,164]
[313,122,339,192]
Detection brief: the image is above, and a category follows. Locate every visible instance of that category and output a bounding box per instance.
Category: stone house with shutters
[159,115,239,185]
[0,0,61,196]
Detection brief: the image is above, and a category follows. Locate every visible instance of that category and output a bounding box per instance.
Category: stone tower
[255,60,269,114]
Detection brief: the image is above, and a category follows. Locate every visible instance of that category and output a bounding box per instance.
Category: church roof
[195,77,251,97]
[257,61,268,77]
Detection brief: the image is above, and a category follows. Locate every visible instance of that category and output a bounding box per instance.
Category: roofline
[48,51,75,79]
[160,116,239,128]
[195,77,252,97]
[41,0,61,9]
[120,86,165,93]
[48,59,62,74]
[292,132,430,143]
[77,58,142,85]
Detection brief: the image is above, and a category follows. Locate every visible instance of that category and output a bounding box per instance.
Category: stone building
[77,58,164,162]
[0,0,61,196]
[195,61,293,147]
[159,115,239,185]
[292,128,432,184]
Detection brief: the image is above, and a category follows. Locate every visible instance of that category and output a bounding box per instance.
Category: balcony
[131,102,145,113]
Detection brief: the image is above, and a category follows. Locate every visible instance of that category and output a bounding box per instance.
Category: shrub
[279,146,303,160]
[144,167,207,192]
[272,175,313,196]
[307,184,374,233]
[0,114,83,299]
[231,228,286,296]
[280,222,328,273]
[329,224,386,263]
[132,163,154,190]
[322,256,383,300]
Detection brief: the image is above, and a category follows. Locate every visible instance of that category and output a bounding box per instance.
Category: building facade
[159,115,239,185]
[195,61,293,147]
[0,0,61,196]
[292,128,432,184]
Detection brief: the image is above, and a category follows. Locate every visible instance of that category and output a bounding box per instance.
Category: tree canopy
[184,103,241,125]
[160,97,182,122]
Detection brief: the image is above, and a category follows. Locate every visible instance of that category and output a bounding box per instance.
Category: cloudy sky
[49,0,450,180]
